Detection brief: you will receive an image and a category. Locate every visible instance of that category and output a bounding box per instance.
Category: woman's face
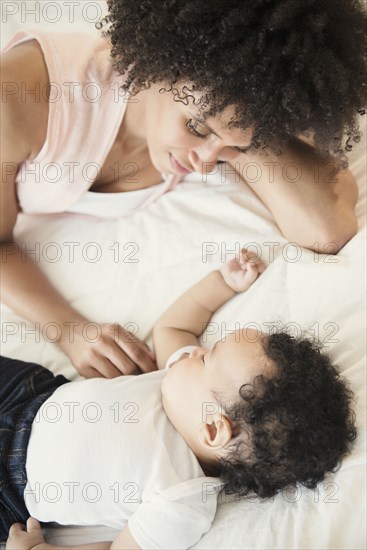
[131,82,254,176]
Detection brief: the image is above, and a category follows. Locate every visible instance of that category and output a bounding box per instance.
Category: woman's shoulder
[1,39,49,161]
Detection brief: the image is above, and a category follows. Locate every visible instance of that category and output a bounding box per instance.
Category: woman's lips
[169,153,192,175]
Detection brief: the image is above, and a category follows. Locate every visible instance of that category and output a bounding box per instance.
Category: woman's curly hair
[96,0,367,169]
[216,329,357,498]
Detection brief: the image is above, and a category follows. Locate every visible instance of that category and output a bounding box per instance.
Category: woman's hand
[59,322,157,378]
[219,247,266,293]
[6,517,45,550]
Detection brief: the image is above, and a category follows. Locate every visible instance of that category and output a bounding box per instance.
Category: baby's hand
[6,517,44,550]
[219,248,266,293]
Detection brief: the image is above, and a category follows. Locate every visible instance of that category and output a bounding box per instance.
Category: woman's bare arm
[0,44,95,369]
[0,43,156,377]
[228,136,358,253]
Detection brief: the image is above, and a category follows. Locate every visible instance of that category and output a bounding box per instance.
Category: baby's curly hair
[96,0,367,169]
[217,330,357,498]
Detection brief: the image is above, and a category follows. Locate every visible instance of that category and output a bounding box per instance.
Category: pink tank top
[2,29,182,219]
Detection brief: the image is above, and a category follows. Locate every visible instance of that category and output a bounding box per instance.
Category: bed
[1,3,366,549]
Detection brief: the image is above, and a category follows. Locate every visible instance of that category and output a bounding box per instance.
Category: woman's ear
[198,414,233,452]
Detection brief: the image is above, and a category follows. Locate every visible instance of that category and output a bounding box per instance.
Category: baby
[3,249,356,550]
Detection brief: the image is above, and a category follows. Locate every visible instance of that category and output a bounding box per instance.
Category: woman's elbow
[328,217,359,253]
[306,214,359,254]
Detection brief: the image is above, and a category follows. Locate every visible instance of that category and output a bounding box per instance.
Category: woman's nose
[189,146,240,174]
[188,147,219,174]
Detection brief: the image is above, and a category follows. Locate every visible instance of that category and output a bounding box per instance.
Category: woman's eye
[232,145,250,154]
[186,119,250,153]
[186,119,206,139]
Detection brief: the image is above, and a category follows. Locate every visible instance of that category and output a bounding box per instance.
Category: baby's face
[161,329,273,458]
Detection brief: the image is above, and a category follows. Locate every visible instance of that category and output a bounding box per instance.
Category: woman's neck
[117,91,148,153]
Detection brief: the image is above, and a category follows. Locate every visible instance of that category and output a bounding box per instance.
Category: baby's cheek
[161,365,182,397]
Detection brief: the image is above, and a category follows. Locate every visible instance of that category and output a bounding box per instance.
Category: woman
[1,0,366,379]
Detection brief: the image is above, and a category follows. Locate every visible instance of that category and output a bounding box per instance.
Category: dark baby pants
[0,355,70,541]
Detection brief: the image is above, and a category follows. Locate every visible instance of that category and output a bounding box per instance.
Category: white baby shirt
[24,347,223,549]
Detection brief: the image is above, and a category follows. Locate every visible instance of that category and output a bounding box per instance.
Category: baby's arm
[153,249,265,368]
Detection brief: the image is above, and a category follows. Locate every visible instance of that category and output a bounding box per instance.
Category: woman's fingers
[90,355,128,378]
[105,344,141,376]
[85,325,156,377]
[120,341,157,374]
[112,325,157,374]
[79,347,138,378]
[78,365,104,379]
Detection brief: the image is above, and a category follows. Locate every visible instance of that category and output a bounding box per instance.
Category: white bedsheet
[1,125,366,549]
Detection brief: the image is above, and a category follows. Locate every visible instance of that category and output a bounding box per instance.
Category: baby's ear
[198,414,233,451]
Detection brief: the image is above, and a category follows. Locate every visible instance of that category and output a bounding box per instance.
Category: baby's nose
[189,347,205,358]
